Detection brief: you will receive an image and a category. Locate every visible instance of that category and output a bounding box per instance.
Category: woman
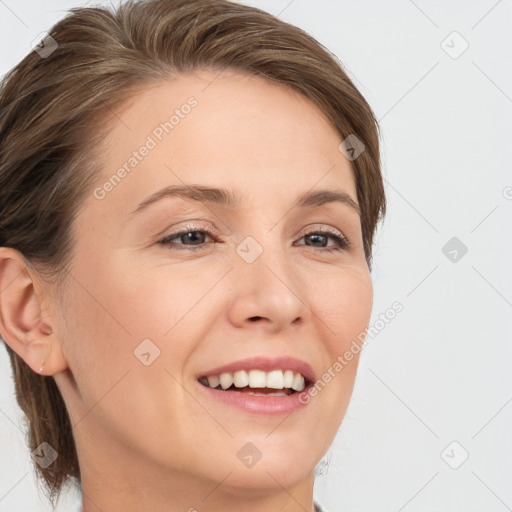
[0,0,386,510]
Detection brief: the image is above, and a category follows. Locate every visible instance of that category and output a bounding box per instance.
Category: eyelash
[157,224,350,253]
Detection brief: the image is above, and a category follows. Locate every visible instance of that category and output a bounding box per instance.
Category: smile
[198,368,308,395]
[196,369,314,415]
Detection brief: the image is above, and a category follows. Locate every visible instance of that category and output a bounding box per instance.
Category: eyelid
[160,221,346,238]
[296,223,344,237]
[157,221,350,253]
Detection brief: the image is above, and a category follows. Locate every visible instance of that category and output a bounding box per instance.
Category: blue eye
[157,224,350,253]
[158,225,217,253]
[297,228,350,252]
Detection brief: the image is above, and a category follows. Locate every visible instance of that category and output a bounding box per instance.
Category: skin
[0,69,373,512]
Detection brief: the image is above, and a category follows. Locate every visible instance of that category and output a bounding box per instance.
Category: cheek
[58,276,134,394]
[111,265,207,342]
[311,266,371,395]
[312,265,373,349]
[54,254,165,404]
[56,264,189,444]
[290,265,372,454]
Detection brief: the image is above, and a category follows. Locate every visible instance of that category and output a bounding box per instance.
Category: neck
[76,433,317,512]
[79,470,317,512]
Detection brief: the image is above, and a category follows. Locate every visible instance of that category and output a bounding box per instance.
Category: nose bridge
[230,226,306,325]
[234,219,288,281]
[233,199,286,264]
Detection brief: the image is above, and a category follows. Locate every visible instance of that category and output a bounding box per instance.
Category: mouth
[195,356,316,415]
[197,369,312,396]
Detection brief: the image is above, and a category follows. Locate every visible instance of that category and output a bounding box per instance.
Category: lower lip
[196,381,311,415]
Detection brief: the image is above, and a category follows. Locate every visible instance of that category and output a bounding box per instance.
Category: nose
[226,239,308,333]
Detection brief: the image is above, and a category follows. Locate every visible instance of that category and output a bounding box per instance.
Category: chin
[204,440,319,492]
[210,460,314,494]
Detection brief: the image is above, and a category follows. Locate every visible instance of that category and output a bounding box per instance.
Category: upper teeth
[202,369,306,392]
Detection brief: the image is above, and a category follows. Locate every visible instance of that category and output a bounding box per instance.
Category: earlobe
[0,247,68,375]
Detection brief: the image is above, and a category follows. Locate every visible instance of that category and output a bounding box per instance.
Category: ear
[0,247,68,376]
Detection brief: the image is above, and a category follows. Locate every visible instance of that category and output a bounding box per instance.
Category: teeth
[207,375,220,388]
[201,368,308,391]
[283,370,294,388]
[219,373,233,390]
[233,370,249,387]
[248,369,267,388]
[266,369,284,389]
[291,373,305,392]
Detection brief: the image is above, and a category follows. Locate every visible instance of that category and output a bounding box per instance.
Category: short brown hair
[0,0,386,504]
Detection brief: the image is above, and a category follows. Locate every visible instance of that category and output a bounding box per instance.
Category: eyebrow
[128,185,360,217]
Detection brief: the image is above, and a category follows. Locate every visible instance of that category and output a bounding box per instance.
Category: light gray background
[1,1,511,511]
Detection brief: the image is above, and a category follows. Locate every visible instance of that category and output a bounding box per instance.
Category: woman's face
[51,69,373,503]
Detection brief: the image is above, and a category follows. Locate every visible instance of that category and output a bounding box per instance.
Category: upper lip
[197,356,316,385]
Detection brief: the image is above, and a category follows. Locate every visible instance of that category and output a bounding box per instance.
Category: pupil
[309,234,325,247]
[184,231,203,244]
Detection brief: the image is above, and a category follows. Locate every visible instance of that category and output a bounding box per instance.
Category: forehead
[84,69,357,225]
